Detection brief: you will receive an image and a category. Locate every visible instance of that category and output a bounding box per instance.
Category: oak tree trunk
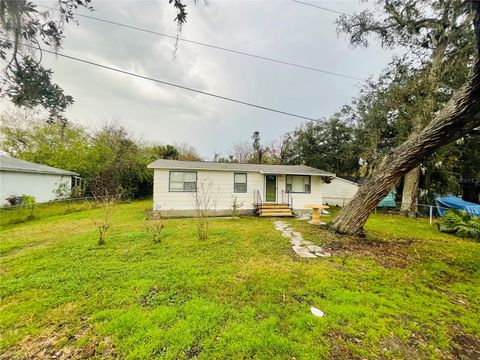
[399,166,421,217]
[331,3,480,236]
[399,41,447,218]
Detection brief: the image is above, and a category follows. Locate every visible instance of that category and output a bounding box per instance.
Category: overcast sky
[5,0,399,158]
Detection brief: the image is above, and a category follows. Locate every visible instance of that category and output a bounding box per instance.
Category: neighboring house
[0,155,79,206]
[340,176,366,185]
[322,177,360,207]
[148,159,359,216]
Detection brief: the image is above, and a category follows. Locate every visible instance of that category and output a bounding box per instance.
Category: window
[286,175,311,193]
[169,171,197,192]
[234,173,247,193]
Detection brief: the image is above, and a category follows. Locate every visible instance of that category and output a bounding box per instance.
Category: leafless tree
[91,195,119,245]
[192,179,216,240]
[231,141,252,164]
[144,210,165,243]
[266,139,281,163]
[175,142,202,161]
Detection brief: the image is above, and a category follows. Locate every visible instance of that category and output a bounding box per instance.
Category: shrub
[192,180,216,240]
[438,210,480,240]
[231,196,243,218]
[144,211,164,243]
[91,197,119,245]
[21,195,36,219]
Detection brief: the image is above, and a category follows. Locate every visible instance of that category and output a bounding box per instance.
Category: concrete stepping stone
[273,220,330,259]
[300,240,314,246]
[292,246,317,258]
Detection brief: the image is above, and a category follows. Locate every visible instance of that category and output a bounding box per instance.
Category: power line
[37,4,363,81]
[291,0,351,16]
[6,40,317,121]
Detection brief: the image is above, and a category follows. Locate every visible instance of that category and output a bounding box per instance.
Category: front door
[265,175,277,202]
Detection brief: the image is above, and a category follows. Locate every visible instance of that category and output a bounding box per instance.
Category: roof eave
[0,168,78,176]
[258,170,335,176]
[148,166,334,177]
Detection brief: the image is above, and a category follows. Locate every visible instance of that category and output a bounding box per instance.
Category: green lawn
[0,199,95,228]
[1,200,479,359]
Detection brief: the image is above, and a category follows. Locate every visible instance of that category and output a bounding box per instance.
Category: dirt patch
[185,342,203,358]
[3,321,116,359]
[324,236,416,268]
[290,221,417,268]
[16,333,83,359]
[327,329,363,360]
[449,326,480,360]
[380,334,428,359]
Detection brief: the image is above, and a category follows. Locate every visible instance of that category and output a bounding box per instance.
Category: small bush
[21,195,36,219]
[196,216,210,240]
[91,197,119,245]
[192,180,216,240]
[438,210,480,240]
[144,211,165,243]
[231,196,243,218]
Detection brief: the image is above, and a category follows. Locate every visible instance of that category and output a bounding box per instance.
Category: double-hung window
[169,171,197,192]
[234,173,247,193]
[286,175,311,193]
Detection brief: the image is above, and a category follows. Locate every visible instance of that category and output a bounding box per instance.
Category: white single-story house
[0,155,79,206]
[148,159,359,216]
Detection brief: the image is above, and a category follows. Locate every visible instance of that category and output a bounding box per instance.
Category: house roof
[0,155,78,176]
[147,159,335,177]
[339,176,365,185]
[333,177,360,186]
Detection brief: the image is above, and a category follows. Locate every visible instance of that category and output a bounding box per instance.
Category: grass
[1,200,479,359]
[0,199,95,228]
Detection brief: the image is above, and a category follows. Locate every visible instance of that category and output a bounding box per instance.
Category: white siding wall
[0,171,72,206]
[319,178,359,206]
[153,169,264,211]
[288,175,324,210]
[153,169,326,212]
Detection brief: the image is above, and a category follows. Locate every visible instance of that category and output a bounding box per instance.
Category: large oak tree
[331,1,480,236]
[338,0,476,217]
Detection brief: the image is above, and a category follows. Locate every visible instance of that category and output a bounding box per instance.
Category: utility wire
[6,40,317,121]
[291,0,351,16]
[37,4,363,81]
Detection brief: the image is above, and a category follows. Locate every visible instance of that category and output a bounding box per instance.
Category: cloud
[10,0,399,158]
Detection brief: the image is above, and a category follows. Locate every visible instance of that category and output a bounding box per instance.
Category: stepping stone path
[273,221,331,258]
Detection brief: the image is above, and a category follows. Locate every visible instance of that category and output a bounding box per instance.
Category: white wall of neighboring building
[319,177,359,206]
[152,169,325,213]
[0,171,72,205]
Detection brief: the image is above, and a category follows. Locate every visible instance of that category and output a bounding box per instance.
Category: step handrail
[254,189,263,206]
[283,190,293,209]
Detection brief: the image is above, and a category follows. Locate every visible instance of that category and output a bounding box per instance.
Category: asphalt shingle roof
[147,159,335,176]
[0,155,78,176]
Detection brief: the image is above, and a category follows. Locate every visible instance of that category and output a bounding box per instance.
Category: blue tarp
[435,196,480,217]
[378,189,397,208]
